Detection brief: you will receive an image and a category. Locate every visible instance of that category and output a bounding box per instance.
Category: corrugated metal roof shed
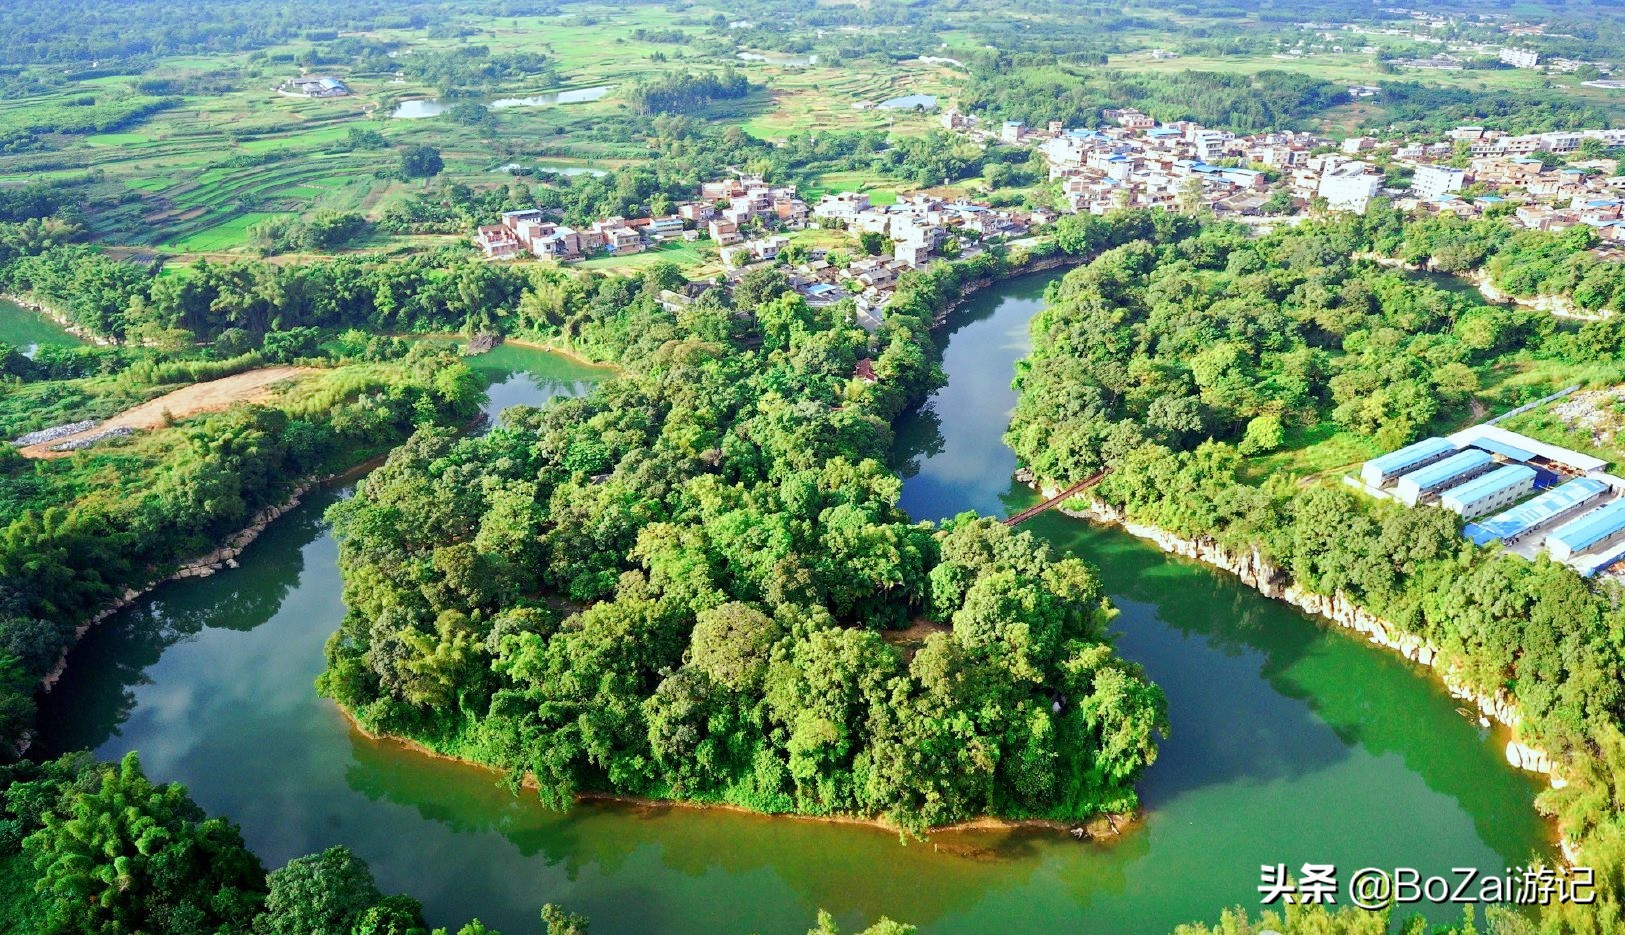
[1399,449,1493,492]
[1448,424,1608,474]
[1468,436,1536,462]
[1441,464,1536,512]
[1465,477,1608,545]
[1549,500,1625,554]
[1365,437,1456,478]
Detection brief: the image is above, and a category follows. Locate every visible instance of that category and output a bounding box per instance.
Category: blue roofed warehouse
[1394,450,1494,506]
[1547,500,1625,562]
[1439,464,1537,519]
[1361,437,1458,488]
[1464,477,1609,546]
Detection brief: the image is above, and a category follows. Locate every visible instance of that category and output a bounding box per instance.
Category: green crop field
[575,240,714,273]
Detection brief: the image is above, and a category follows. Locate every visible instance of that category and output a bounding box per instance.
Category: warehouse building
[1547,500,1625,562]
[1360,437,1458,488]
[1449,424,1608,476]
[1394,450,1495,506]
[1439,464,1537,519]
[1464,476,1610,546]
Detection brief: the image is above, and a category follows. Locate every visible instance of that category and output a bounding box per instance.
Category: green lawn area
[574,240,713,273]
[1238,421,1380,486]
[802,169,912,201]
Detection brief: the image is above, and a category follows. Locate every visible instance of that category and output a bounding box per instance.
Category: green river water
[33,272,1550,934]
[0,297,83,354]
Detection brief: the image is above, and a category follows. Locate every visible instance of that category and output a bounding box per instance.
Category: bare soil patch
[21,366,316,458]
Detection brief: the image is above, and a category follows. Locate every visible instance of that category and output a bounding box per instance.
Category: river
[0,297,84,356]
[33,274,1550,934]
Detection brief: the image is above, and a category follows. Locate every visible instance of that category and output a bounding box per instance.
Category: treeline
[624,69,752,116]
[0,0,560,66]
[1008,213,1545,474]
[1361,205,1625,316]
[0,93,179,137]
[0,244,533,341]
[392,45,558,97]
[321,226,1173,831]
[1376,81,1614,136]
[0,346,481,748]
[962,63,1344,132]
[1007,213,1625,926]
[248,209,370,256]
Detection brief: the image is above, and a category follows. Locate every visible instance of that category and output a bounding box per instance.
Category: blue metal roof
[1441,464,1535,510]
[1549,499,1625,553]
[1465,477,1608,546]
[1366,437,1457,477]
[1469,436,1536,462]
[1399,450,1493,491]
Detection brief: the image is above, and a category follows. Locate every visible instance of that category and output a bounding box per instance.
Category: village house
[678,202,715,223]
[476,225,523,260]
[708,218,742,246]
[280,76,350,97]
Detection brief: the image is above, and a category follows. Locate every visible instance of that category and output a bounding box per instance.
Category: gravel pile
[12,419,98,446]
[50,427,132,451]
[1548,387,1625,442]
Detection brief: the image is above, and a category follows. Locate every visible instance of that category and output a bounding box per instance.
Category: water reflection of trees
[887,403,946,481]
[337,725,1139,934]
[1031,510,1546,864]
[32,502,326,757]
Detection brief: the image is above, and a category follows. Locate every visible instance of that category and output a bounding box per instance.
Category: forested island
[319,233,1170,831]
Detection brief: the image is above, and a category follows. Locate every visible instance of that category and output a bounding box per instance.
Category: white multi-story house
[1412,164,1466,200]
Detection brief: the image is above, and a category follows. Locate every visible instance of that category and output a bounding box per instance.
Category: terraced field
[0,3,967,256]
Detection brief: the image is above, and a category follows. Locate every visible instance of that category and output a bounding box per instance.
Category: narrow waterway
[0,297,83,356]
[34,277,1549,935]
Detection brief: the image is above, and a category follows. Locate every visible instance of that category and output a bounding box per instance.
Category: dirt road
[21,366,316,458]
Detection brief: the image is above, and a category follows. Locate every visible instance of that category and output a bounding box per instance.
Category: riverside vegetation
[1009,209,1625,932]
[0,204,1171,928]
[7,0,1625,931]
[0,247,941,931]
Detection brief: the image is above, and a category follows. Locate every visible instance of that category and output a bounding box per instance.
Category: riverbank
[10,476,329,759]
[928,248,1081,328]
[1,292,115,346]
[1354,252,1600,321]
[1021,472,1579,862]
[35,479,324,698]
[501,334,621,370]
[339,705,1138,840]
